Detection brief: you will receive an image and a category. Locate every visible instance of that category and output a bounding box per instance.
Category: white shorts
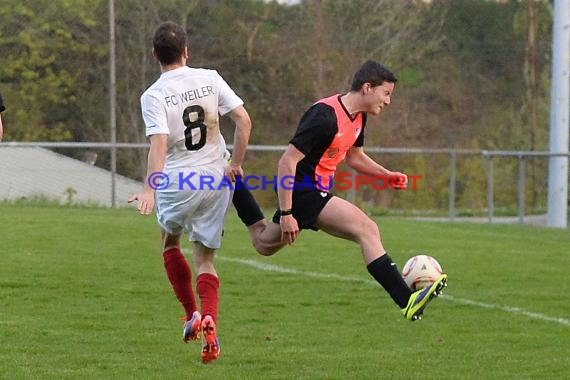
[156,163,231,249]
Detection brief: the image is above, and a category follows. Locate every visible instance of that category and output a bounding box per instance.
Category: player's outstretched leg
[402,274,448,321]
[201,315,220,364]
[182,310,202,342]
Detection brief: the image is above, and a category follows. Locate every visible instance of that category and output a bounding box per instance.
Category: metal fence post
[449,151,457,221]
[518,154,526,224]
[109,0,117,208]
[346,167,357,203]
[485,154,494,223]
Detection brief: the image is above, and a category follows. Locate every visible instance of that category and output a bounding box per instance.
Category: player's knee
[361,218,380,240]
[253,239,277,256]
[254,244,273,257]
[247,220,267,237]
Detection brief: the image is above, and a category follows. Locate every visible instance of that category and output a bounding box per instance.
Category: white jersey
[141,66,243,172]
[140,66,241,247]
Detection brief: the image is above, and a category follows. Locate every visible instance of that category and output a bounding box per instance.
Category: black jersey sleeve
[353,113,367,147]
[0,93,5,113]
[289,103,337,155]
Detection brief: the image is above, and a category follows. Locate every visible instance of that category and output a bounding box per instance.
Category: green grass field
[1,204,569,379]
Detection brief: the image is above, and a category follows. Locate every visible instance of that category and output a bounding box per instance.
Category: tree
[0,0,107,141]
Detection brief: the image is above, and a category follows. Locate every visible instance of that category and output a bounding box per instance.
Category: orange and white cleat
[200,315,220,364]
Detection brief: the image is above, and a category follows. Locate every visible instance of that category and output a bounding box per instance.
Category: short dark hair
[350,60,397,91]
[152,21,187,65]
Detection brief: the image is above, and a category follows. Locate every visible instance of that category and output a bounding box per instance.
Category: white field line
[218,256,570,327]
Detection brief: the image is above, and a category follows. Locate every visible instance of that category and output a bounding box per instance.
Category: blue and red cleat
[182,310,202,342]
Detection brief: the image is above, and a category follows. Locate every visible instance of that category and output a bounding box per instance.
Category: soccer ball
[402,254,443,291]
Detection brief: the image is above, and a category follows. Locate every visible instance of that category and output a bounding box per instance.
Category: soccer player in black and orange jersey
[233,60,447,321]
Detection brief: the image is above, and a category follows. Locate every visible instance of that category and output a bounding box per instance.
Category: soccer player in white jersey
[128,21,252,364]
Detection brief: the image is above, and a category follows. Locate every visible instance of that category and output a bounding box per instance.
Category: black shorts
[271,188,334,231]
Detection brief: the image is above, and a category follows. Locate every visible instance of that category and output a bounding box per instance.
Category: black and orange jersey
[289,94,367,191]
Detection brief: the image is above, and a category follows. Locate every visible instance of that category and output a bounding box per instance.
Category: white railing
[1,141,568,225]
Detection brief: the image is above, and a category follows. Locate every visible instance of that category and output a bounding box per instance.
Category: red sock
[196,273,220,323]
[163,247,197,319]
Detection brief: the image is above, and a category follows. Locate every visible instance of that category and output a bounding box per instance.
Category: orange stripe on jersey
[314,95,363,189]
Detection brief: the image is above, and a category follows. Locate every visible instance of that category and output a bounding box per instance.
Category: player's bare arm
[225,105,252,182]
[277,144,305,244]
[346,146,408,189]
[128,134,168,214]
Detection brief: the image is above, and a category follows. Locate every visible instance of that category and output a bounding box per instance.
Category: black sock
[366,254,412,309]
[232,177,265,226]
